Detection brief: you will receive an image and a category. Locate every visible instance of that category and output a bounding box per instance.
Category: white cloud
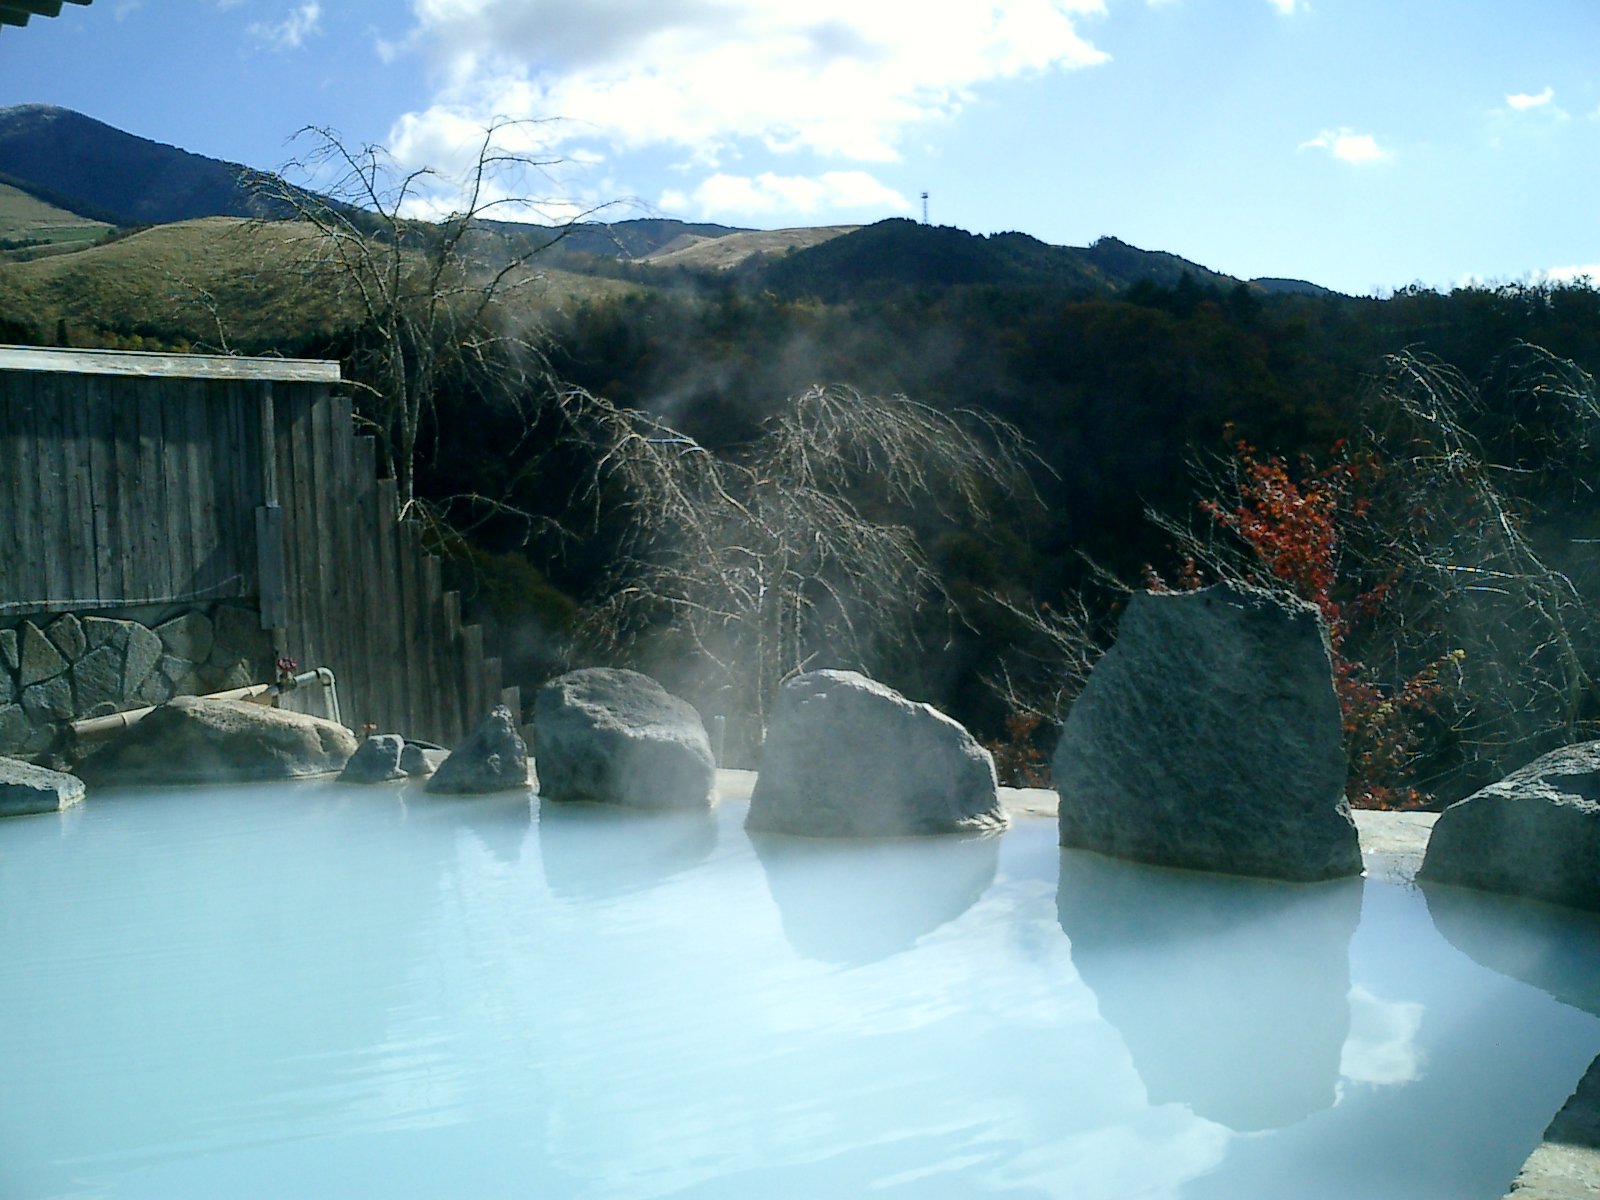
[660,170,912,219]
[249,3,321,51]
[386,1,1111,171]
[1502,85,1570,122]
[1299,127,1393,165]
[1266,0,1302,12]
[1506,85,1555,111]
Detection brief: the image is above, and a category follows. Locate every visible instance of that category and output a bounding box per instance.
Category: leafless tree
[246,120,613,513]
[552,383,1037,756]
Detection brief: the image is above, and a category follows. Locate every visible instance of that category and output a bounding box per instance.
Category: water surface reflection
[751,831,1000,965]
[1057,849,1362,1131]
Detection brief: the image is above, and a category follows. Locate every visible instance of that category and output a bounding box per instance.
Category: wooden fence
[0,345,516,746]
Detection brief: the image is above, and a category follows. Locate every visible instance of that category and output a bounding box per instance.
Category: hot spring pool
[3,780,1599,1199]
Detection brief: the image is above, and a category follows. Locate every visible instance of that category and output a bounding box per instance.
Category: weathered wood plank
[84,373,123,603]
[0,346,341,383]
[58,374,97,607]
[373,475,406,734]
[439,587,465,744]
[394,512,425,739]
[132,374,170,604]
[0,373,24,609]
[419,552,449,742]
[106,377,141,608]
[35,369,72,608]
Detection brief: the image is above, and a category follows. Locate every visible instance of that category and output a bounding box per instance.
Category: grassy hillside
[639,225,860,270]
[0,216,642,350]
[0,182,111,258]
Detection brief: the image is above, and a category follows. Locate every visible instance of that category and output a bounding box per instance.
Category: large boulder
[1054,582,1361,881]
[79,695,357,785]
[747,670,1004,837]
[533,669,713,809]
[1418,742,1600,911]
[0,756,85,817]
[426,706,531,795]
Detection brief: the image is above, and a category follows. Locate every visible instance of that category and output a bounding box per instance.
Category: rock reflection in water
[1057,849,1363,1131]
[1421,880,1600,1016]
[750,831,1000,965]
[419,789,533,864]
[536,798,717,900]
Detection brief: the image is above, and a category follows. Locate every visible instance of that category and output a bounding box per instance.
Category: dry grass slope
[0,216,644,349]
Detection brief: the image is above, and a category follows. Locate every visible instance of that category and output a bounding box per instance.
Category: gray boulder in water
[427,706,531,795]
[533,669,713,809]
[338,734,407,784]
[79,695,357,785]
[1053,582,1361,881]
[747,669,1004,837]
[0,756,86,816]
[1419,742,1600,911]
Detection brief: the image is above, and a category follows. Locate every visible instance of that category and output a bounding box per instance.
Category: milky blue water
[3,781,1600,1200]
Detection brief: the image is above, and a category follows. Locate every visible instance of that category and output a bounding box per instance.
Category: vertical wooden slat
[0,372,25,608]
[374,476,405,734]
[420,553,450,740]
[394,512,424,739]
[108,378,141,608]
[35,370,71,609]
[85,374,123,604]
[58,374,97,608]
[285,384,321,679]
[440,588,466,744]
[133,375,170,604]
[350,435,384,730]
[187,379,217,599]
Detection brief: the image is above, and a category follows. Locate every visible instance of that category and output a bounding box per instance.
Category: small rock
[0,628,18,673]
[0,756,85,817]
[401,742,448,777]
[748,670,1004,837]
[79,695,357,785]
[45,614,86,663]
[534,668,714,809]
[1419,741,1600,911]
[18,621,66,689]
[21,676,73,724]
[83,616,133,653]
[71,644,125,714]
[123,624,162,694]
[155,612,214,664]
[0,705,28,757]
[339,734,407,783]
[427,706,530,795]
[0,663,14,706]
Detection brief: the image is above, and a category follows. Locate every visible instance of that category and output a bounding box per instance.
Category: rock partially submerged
[338,734,407,784]
[533,668,714,809]
[1054,583,1361,882]
[1419,741,1600,911]
[426,706,530,795]
[78,695,356,785]
[0,756,85,817]
[748,669,1004,838]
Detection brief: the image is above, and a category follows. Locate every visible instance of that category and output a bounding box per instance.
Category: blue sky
[2,0,1597,295]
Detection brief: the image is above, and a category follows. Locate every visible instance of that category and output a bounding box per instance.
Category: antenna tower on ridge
[921,192,929,225]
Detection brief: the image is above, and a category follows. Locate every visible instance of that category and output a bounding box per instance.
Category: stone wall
[0,604,275,759]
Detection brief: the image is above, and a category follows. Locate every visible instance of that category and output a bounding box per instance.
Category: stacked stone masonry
[0,603,273,758]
